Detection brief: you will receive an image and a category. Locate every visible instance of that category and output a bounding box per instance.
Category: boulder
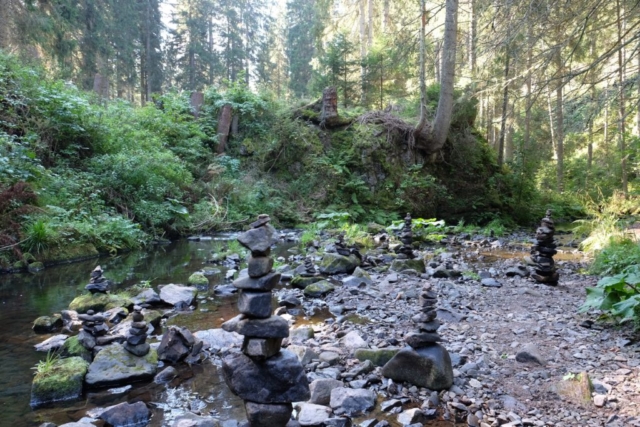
[297,403,333,426]
[354,348,400,367]
[132,288,161,305]
[291,276,324,289]
[158,327,197,363]
[381,345,453,391]
[303,280,336,298]
[188,272,210,287]
[99,401,150,427]
[390,259,426,273]
[160,284,198,306]
[69,293,131,314]
[33,315,63,333]
[319,253,360,275]
[85,344,157,388]
[30,356,88,408]
[222,349,310,403]
[309,379,344,405]
[34,334,68,352]
[329,387,375,417]
[194,328,243,353]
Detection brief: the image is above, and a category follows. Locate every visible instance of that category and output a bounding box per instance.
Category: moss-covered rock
[355,348,400,367]
[390,259,426,273]
[69,293,132,314]
[85,344,158,388]
[27,261,45,272]
[291,275,323,289]
[30,356,89,408]
[319,253,360,275]
[33,314,63,333]
[143,309,162,328]
[61,335,92,362]
[187,272,209,287]
[36,243,99,266]
[352,267,372,281]
[303,280,336,298]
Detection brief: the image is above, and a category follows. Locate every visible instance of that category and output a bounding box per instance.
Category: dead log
[217,103,233,154]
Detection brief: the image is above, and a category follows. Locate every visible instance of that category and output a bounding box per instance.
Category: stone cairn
[301,256,317,277]
[408,285,442,345]
[531,209,559,285]
[334,232,350,256]
[124,306,150,356]
[222,214,310,427]
[397,213,415,259]
[85,265,109,294]
[77,310,108,351]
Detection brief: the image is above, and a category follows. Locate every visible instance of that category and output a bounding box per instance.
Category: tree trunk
[217,104,233,154]
[146,0,152,103]
[359,0,367,103]
[424,0,458,153]
[616,0,627,196]
[636,44,640,137]
[555,55,564,194]
[321,87,339,126]
[524,25,532,166]
[497,44,510,166]
[469,0,476,77]
[414,0,429,139]
[367,0,374,47]
[383,0,390,33]
[190,92,204,118]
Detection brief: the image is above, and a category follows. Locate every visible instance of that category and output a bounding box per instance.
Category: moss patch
[62,336,92,361]
[69,293,132,314]
[30,356,89,407]
[36,243,99,266]
[355,348,400,367]
[187,272,209,286]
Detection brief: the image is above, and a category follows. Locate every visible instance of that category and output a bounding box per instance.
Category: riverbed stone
[515,343,546,365]
[340,331,368,350]
[222,350,310,403]
[238,224,278,254]
[291,276,324,289]
[319,253,360,275]
[245,402,293,427]
[237,290,272,318]
[69,293,131,314]
[329,387,375,417]
[194,328,243,352]
[172,413,221,427]
[98,401,150,427]
[35,334,68,352]
[381,345,453,391]
[30,356,88,408]
[233,272,281,291]
[33,315,63,333]
[157,327,194,363]
[222,314,289,338]
[85,344,158,387]
[397,408,429,425]
[309,379,344,405]
[159,284,198,306]
[188,272,209,287]
[390,259,426,273]
[303,280,336,298]
[297,402,333,426]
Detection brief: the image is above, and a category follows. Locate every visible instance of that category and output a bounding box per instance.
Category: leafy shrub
[580,265,640,327]
[589,239,640,276]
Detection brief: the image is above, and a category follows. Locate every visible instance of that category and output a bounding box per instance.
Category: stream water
[0,233,587,427]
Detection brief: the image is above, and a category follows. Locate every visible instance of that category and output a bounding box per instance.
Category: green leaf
[611,295,640,319]
[579,287,604,312]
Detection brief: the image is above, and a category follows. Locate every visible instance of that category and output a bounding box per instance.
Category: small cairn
[77,310,108,351]
[301,256,317,277]
[531,209,559,285]
[124,306,150,357]
[397,213,415,259]
[222,214,310,427]
[381,283,453,390]
[85,266,110,294]
[334,232,350,256]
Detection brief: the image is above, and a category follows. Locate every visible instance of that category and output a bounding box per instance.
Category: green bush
[590,239,640,276]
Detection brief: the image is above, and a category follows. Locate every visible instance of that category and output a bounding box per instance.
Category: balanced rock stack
[382,284,453,391]
[301,256,317,277]
[85,265,110,294]
[334,233,350,256]
[77,310,108,351]
[222,214,310,427]
[397,213,415,259]
[531,209,559,285]
[124,306,150,357]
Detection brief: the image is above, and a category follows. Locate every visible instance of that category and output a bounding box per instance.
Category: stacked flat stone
[85,265,109,294]
[301,256,317,277]
[531,210,559,285]
[334,232,350,256]
[398,213,415,259]
[406,285,442,345]
[125,306,150,356]
[77,310,108,351]
[222,215,310,427]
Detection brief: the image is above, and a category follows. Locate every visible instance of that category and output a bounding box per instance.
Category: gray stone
[30,357,88,408]
[172,413,221,427]
[329,387,375,417]
[85,344,157,387]
[297,403,332,426]
[194,328,243,352]
[238,224,278,254]
[245,402,292,427]
[381,345,453,391]
[289,345,319,365]
[309,379,344,405]
[160,284,198,306]
[237,290,272,318]
[33,315,63,334]
[303,280,336,298]
[390,259,426,273]
[480,278,502,288]
[405,332,442,348]
[154,366,178,383]
[99,401,150,427]
[340,331,368,350]
[233,272,281,291]
[323,418,351,427]
[515,343,545,365]
[34,334,68,352]
[222,314,289,338]
[222,350,310,403]
[289,327,315,343]
[248,256,274,278]
[242,337,283,359]
[157,327,191,363]
[319,253,360,275]
[397,409,428,425]
[319,351,340,365]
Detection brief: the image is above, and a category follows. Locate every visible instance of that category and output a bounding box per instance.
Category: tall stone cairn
[398,213,415,259]
[85,265,110,294]
[221,214,310,427]
[531,209,559,285]
[77,309,108,351]
[124,306,150,357]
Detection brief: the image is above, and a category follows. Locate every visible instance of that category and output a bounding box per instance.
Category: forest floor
[289,239,640,427]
